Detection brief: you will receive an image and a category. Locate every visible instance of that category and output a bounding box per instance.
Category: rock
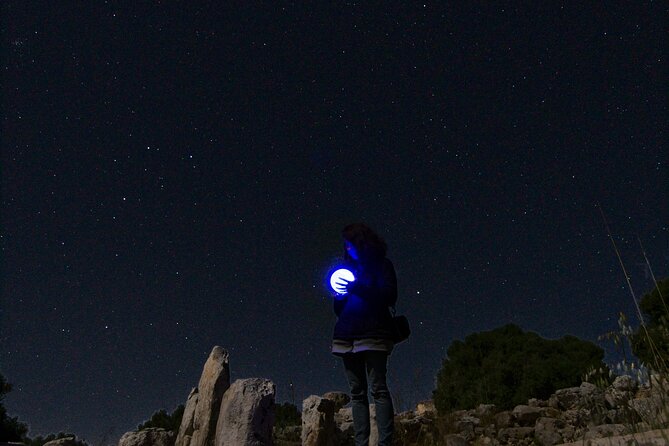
[528,398,547,408]
[215,378,275,446]
[321,391,350,412]
[539,407,562,419]
[302,395,336,446]
[512,405,542,426]
[475,404,497,420]
[334,407,354,446]
[534,417,565,446]
[494,411,514,429]
[119,429,176,446]
[416,400,437,417]
[629,393,669,426]
[177,347,230,446]
[552,382,606,414]
[582,423,628,440]
[555,428,669,446]
[497,427,534,443]
[45,438,80,446]
[443,434,467,446]
[175,388,198,446]
[612,375,637,392]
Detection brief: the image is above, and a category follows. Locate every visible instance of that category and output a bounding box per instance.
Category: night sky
[1,2,667,443]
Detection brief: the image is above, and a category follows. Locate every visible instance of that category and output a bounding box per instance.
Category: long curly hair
[342,222,387,266]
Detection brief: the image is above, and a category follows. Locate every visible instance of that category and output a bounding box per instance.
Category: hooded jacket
[332,258,398,341]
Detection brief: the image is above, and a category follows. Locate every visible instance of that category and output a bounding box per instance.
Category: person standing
[332,222,397,446]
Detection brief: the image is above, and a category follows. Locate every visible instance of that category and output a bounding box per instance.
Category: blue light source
[330,268,355,294]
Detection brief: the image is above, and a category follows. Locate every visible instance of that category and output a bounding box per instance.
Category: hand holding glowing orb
[330,268,355,295]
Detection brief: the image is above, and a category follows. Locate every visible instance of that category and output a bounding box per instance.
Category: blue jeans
[342,351,394,446]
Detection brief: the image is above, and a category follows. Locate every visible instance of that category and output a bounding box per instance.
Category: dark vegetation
[631,278,669,372]
[433,323,608,413]
[136,405,185,432]
[0,373,28,442]
[274,402,301,428]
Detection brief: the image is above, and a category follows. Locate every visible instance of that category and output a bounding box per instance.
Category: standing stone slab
[176,347,231,446]
[215,378,276,446]
[175,388,199,446]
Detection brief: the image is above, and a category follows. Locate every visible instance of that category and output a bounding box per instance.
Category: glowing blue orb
[330,268,355,294]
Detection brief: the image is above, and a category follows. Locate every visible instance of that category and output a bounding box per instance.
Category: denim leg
[365,351,394,446]
[342,353,370,446]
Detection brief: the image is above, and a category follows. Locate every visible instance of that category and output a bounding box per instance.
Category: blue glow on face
[330,268,355,294]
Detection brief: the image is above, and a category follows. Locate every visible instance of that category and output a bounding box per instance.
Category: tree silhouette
[433,324,607,412]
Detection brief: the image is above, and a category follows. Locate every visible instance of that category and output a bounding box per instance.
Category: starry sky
[1,2,667,443]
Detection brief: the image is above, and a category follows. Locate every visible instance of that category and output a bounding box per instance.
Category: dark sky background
[1,2,667,443]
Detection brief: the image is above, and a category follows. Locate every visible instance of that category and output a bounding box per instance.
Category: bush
[0,373,28,442]
[631,278,669,372]
[137,405,184,431]
[433,324,608,412]
[274,402,301,429]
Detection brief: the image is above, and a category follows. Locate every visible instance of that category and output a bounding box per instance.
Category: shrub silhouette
[274,402,301,429]
[433,324,607,412]
[0,372,28,442]
[631,277,669,372]
[137,405,184,431]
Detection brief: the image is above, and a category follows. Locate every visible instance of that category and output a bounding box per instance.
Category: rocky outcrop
[118,429,176,446]
[215,378,275,446]
[302,375,669,445]
[121,348,275,446]
[176,347,230,446]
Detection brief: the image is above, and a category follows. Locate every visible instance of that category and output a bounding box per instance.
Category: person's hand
[335,277,355,295]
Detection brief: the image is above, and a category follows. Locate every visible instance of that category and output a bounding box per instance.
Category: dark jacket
[332,258,398,341]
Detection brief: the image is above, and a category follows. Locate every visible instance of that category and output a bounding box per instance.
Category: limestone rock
[534,417,565,446]
[629,393,669,426]
[214,378,275,446]
[497,427,534,443]
[45,438,79,446]
[555,428,669,446]
[612,375,637,392]
[177,347,231,446]
[119,429,176,446]
[583,423,628,440]
[175,388,199,446]
[415,400,437,417]
[512,405,542,426]
[474,403,496,420]
[334,407,354,446]
[302,395,336,446]
[494,411,514,429]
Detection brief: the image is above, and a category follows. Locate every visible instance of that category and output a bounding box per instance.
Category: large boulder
[118,429,176,446]
[215,378,276,446]
[302,395,336,446]
[176,347,231,446]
